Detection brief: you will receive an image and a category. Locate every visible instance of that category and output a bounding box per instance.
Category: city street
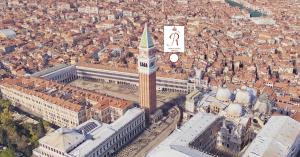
[114,107,180,157]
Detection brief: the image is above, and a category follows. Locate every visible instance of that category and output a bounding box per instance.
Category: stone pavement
[114,107,180,157]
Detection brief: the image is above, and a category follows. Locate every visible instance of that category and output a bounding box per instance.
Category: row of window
[41,144,64,156]
[77,73,187,92]
[76,68,138,79]
[90,122,145,157]
[0,88,79,128]
[88,114,145,156]
[140,62,148,67]
[76,68,187,85]
[45,69,76,82]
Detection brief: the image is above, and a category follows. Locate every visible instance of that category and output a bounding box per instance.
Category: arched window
[140,62,148,67]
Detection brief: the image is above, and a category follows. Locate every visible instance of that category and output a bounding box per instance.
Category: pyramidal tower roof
[139,23,154,49]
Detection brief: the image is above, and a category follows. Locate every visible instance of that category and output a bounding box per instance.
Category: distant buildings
[0,29,16,39]
[0,1,298,156]
[33,107,146,157]
[251,17,276,25]
[0,1,299,124]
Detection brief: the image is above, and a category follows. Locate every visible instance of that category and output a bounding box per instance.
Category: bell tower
[138,24,157,117]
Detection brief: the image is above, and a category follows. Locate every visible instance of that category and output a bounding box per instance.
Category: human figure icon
[167,26,180,47]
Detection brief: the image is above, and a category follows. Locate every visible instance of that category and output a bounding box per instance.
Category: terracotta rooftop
[0,77,133,112]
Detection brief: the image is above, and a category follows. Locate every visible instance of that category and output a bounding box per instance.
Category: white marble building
[216,103,254,156]
[146,112,223,157]
[243,116,300,157]
[147,108,300,157]
[33,107,145,157]
[184,90,203,113]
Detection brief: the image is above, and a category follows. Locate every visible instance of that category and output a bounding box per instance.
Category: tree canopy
[0,98,48,157]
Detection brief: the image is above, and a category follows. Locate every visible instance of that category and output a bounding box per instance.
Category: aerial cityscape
[0,0,299,157]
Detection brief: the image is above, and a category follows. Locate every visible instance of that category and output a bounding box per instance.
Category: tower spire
[139,23,154,49]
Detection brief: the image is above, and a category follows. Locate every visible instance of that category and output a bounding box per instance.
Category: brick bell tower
[138,24,157,118]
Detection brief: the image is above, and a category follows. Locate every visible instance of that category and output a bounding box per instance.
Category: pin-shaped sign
[170,53,179,63]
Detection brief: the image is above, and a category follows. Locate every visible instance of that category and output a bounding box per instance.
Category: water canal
[225,0,266,17]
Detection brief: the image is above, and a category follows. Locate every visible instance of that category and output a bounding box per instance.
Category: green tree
[24,145,34,157]
[29,128,39,147]
[0,99,38,155]
[0,129,8,146]
[0,108,13,126]
[42,120,50,130]
[37,119,46,138]
[0,148,15,157]
[0,99,11,109]
[17,135,29,156]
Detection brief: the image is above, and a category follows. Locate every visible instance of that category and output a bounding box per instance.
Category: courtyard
[69,78,182,108]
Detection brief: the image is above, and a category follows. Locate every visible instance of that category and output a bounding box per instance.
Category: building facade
[0,77,133,128]
[0,77,85,128]
[184,90,204,113]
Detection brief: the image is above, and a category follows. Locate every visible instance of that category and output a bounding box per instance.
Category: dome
[253,94,271,114]
[216,87,232,102]
[226,103,243,118]
[234,89,251,105]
